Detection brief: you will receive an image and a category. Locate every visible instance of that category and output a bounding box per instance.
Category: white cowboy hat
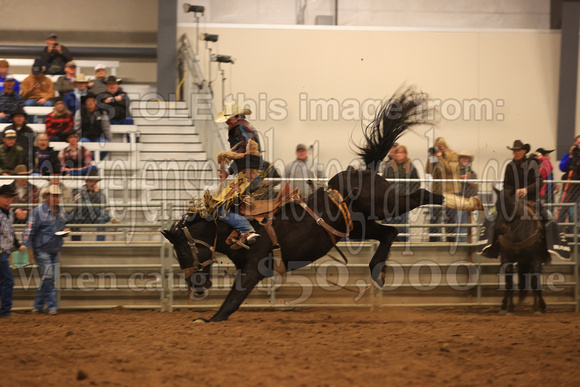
[74,73,88,83]
[43,184,62,196]
[214,102,252,123]
[458,150,474,161]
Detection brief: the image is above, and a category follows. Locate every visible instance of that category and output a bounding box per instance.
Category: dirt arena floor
[1,306,579,386]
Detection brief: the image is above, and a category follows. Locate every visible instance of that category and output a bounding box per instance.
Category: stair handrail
[178,33,229,161]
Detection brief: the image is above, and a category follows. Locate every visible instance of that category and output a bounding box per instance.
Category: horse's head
[494,188,541,248]
[161,214,216,295]
[495,188,524,222]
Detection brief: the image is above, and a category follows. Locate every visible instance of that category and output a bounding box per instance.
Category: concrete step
[123,85,156,95]
[136,126,197,134]
[134,117,193,126]
[139,134,200,143]
[140,151,207,161]
[140,143,203,152]
[132,100,188,110]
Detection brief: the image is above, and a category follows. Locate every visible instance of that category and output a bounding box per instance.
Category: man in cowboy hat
[98,76,133,125]
[71,170,120,242]
[480,140,569,260]
[64,73,89,115]
[0,184,27,317]
[215,102,260,157]
[2,107,35,170]
[23,184,70,315]
[8,164,38,223]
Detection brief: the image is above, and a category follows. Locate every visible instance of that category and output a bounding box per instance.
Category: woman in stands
[45,98,74,142]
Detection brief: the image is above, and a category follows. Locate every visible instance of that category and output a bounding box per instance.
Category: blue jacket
[23,202,67,254]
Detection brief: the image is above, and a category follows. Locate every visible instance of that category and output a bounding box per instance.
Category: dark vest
[80,107,104,141]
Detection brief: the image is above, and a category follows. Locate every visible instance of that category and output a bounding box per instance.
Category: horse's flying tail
[355,86,432,171]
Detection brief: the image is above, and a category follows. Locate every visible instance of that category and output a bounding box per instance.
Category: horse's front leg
[500,262,515,315]
[194,264,264,323]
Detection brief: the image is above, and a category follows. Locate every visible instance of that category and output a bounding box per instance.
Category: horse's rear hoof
[193,318,209,324]
[370,264,388,288]
[533,311,545,316]
[498,309,513,316]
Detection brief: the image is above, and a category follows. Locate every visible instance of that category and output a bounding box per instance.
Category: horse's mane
[354,86,432,172]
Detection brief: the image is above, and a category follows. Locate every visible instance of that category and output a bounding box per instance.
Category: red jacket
[45,112,74,140]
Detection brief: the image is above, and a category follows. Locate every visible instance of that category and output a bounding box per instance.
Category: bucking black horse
[162,87,483,322]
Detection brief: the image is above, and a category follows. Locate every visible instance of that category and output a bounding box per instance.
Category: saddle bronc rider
[211,102,278,248]
[479,140,570,260]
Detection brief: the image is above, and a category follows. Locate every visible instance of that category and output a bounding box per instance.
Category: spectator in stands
[58,132,97,176]
[23,184,70,315]
[426,137,460,242]
[0,75,24,123]
[39,33,73,75]
[533,147,558,205]
[284,143,325,197]
[21,60,55,107]
[557,135,580,229]
[9,164,38,223]
[39,174,74,215]
[456,150,478,243]
[32,134,60,176]
[72,170,119,242]
[98,76,133,124]
[88,64,107,95]
[0,60,20,94]
[75,92,111,143]
[63,73,88,116]
[45,98,74,142]
[54,61,77,96]
[383,145,420,242]
[0,128,26,175]
[0,184,27,318]
[4,107,35,170]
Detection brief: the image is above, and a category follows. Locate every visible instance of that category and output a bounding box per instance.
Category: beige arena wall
[178,25,571,179]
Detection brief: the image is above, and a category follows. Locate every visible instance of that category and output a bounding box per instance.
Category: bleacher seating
[6,58,120,82]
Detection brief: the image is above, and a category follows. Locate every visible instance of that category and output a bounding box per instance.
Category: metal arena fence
[6,176,580,312]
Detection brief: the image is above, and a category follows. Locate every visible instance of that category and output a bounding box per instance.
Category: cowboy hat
[535,147,554,156]
[74,73,88,83]
[14,164,32,175]
[507,140,530,153]
[0,184,17,197]
[214,102,252,123]
[457,150,474,161]
[10,107,27,120]
[43,184,62,196]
